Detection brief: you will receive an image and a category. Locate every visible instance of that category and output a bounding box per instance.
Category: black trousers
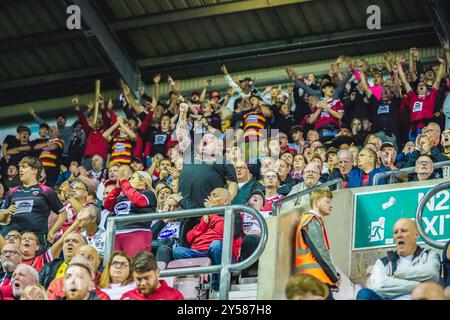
[240,234,260,275]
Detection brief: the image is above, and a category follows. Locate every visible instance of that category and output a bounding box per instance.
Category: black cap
[250,94,264,102]
[239,77,253,83]
[131,157,143,164]
[381,141,397,150]
[39,123,50,130]
[16,125,31,135]
[247,189,266,206]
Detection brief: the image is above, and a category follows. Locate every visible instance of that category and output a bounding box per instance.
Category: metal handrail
[104,205,268,300]
[373,160,450,186]
[415,180,449,249]
[271,178,343,216]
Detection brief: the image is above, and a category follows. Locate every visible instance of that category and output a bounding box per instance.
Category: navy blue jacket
[347,166,389,188]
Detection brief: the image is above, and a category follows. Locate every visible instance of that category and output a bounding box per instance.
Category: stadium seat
[167,258,212,300]
[157,261,167,270]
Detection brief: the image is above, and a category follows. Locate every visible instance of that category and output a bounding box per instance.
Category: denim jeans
[356,288,385,300]
[173,240,233,291]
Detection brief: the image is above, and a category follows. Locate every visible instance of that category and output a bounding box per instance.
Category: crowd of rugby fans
[0,44,450,300]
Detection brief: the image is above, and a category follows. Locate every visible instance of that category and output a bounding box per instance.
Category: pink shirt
[354,70,383,100]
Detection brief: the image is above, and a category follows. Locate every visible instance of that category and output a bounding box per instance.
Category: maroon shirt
[120,280,184,300]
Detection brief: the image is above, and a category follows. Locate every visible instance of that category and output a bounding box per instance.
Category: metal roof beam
[70,0,142,91]
[137,22,434,68]
[426,0,450,46]
[0,30,84,53]
[111,0,312,31]
[0,67,106,91]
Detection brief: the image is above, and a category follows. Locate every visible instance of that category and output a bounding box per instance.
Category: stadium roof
[0,0,447,110]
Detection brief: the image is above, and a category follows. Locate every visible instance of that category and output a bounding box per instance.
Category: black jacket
[39,258,65,288]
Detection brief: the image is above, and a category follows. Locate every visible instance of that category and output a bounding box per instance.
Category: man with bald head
[39,232,85,289]
[327,149,357,189]
[173,188,244,291]
[46,245,109,300]
[357,218,440,300]
[412,282,445,300]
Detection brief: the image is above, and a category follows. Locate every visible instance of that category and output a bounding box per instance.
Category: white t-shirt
[102,283,136,300]
[80,227,106,257]
[241,211,271,235]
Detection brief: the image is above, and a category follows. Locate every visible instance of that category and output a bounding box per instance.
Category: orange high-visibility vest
[295,212,335,285]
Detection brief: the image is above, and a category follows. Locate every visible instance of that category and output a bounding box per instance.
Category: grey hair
[15,264,39,283]
[337,149,353,161]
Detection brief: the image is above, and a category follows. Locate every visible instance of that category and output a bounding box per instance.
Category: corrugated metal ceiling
[0,0,439,108]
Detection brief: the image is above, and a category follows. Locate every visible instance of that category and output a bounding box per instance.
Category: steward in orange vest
[295,189,339,288]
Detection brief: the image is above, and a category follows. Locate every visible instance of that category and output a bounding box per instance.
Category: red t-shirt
[0,284,14,300]
[313,99,344,129]
[261,194,285,213]
[120,280,184,300]
[186,215,242,262]
[407,88,438,127]
[361,173,370,187]
[22,249,53,272]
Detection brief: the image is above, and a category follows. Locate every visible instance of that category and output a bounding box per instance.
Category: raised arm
[118,116,136,141]
[28,108,45,125]
[221,65,241,92]
[102,120,120,143]
[73,96,90,134]
[398,59,413,93]
[152,74,161,103]
[434,55,446,89]
[358,66,373,98]
[409,48,418,74]
[175,103,191,152]
[286,67,322,98]
[384,51,394,73]
[392,65,401,98]
[121,80,143,115]
[199,80,211,102]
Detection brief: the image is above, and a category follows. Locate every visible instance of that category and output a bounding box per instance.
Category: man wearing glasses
[284,163,323,211]
[0,243,22,287]
[412,155,439,182]
[55,180,95,241]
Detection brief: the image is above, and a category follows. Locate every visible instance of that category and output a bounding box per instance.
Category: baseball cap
[104,179,117,188]
[239,77,253,83]
[191,91,200,97]
[381,142,397,150]
[247,189,266,206]
[39,123,50,130]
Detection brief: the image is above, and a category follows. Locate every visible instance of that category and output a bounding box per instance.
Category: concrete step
[231,283,258,291]
[239,277,258,285]
[208,287,258,300]
[228,290,258,300]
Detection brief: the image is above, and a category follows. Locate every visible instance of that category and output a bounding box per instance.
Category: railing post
[415,180,449,249]
[103,217,116,268]
[219,207,235,300]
